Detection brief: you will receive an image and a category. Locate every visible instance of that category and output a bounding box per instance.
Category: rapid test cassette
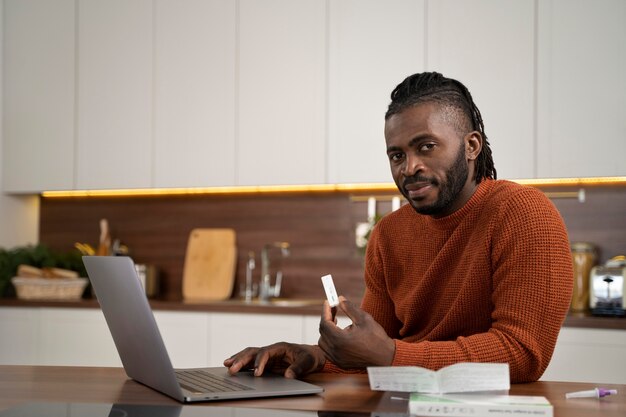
[321,274,339,307]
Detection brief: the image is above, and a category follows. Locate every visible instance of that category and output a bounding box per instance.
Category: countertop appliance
[590,256,626,317]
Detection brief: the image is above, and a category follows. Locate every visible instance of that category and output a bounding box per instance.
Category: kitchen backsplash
[38,185,626,303]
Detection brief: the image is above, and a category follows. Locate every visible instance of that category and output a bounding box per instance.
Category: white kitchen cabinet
[302,314,352,345]
[153,310,211,368]
[237,0,326,186]
[0,307,39,364]
[327,0,425,184]
[75,0,153,190]
[2,0,76,192]
[4,306,625,385]
[38,307,120,366]
[153,0,237,188]
[34,308,213,368]
[208,313,353,368]
[208,312,304,367]
[0,306,323,367]
[427,0,536,180]
[4,1,626,192]
[37,309,210,368]
[0,307,210,367]
[536,0,626,178]
[541,327,626,384]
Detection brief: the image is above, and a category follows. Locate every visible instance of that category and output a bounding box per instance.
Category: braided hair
[385,72,497,182]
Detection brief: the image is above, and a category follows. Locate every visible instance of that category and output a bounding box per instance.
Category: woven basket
[11,277,88,301]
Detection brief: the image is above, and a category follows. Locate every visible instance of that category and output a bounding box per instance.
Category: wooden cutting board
[182,228,237,301]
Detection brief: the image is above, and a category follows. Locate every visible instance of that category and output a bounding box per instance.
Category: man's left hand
[318,296,395,369]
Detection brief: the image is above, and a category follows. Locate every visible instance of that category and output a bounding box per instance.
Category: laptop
[82,256,323,403]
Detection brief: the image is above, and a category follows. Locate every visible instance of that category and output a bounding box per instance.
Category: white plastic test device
[321,274,339,307]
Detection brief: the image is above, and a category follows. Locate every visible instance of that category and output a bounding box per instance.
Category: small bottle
[570,242,597,313]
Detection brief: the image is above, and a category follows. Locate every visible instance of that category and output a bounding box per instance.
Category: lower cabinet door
[208,313,304,367]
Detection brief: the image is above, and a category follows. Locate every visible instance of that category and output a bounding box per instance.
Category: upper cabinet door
[153,0,236,188]
[537,0,626,178]
[3,0,76,193]
[76,0,153,190]
[327,0,425,184]
[237,0,326,186]
[427,0,535,180]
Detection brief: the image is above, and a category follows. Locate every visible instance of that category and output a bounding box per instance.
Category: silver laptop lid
[83,256,185,401]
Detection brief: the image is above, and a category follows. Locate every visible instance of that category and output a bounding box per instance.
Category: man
[224,72,573,383]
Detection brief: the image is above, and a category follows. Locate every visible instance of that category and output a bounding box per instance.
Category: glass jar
[134,263,159,298]
[570,242,598,312]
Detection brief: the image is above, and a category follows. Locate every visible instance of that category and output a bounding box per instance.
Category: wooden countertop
[1,298,625,330]
[563,311,626,330]
[0,365,625,416]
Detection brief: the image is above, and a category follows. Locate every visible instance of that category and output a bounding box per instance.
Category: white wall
[0,1,39,248]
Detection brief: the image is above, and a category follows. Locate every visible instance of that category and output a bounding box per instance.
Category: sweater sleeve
[391,189,573,382]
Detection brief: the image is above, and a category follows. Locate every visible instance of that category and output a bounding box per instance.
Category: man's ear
[465,131,482,161]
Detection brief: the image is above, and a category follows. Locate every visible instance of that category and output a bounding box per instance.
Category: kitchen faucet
[242,251,256,303]
[259,241,290,301]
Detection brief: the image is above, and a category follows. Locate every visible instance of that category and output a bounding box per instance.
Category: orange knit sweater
[324,179,573,383]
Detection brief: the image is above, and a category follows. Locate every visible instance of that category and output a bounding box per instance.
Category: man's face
[384,103,480,218]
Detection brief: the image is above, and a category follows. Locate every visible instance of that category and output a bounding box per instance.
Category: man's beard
[406,142,469,216]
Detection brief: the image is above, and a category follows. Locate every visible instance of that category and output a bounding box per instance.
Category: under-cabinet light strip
[40,177,626,198]
[40,183,396,198]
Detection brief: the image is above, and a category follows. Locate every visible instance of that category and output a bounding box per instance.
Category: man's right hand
[223,342,326,379]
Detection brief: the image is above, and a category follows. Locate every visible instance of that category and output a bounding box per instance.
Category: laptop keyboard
[175,369,254,393]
